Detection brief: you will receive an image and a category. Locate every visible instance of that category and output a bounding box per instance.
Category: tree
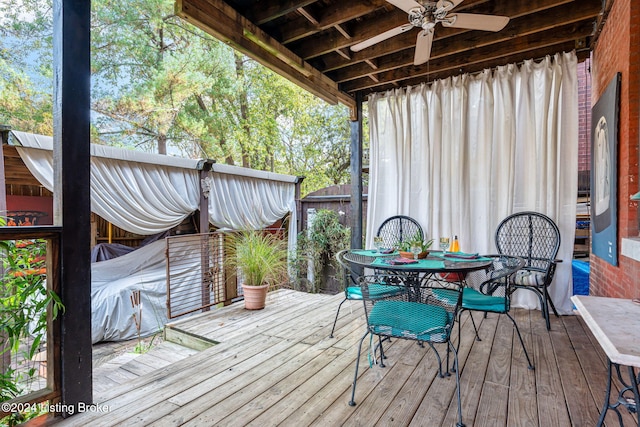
[0,1,53,134]
[90,0,231,154]
[0,0,357,196]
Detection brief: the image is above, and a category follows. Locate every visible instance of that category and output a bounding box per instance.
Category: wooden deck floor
[37,288,637,426]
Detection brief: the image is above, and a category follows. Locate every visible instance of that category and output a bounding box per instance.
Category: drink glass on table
[439,237,450,255]
[410,243,422,260]
[373,236,384,252]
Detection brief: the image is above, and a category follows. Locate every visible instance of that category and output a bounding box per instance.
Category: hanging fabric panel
[367,51,578,315]
[205,170,298,250]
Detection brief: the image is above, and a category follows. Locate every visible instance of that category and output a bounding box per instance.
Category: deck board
[33,290,638,427]
[507,308,538,427]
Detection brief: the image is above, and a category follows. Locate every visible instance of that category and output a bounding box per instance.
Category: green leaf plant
[1,219,64,424]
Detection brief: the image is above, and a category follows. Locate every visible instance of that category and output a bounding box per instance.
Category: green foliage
[396,231,434,252]
[0,0,361,196]
[0,1,53,134]
[292,210,350,293]
[0,235,64,413]
[132,332,159,355]
[224,230,289,287]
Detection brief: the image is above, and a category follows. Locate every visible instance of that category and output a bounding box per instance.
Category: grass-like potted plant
[397,232,434,259]
[225,229,289,310]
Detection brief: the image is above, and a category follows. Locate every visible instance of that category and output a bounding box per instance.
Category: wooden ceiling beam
[299,0,578,61]
[296,6,319,25]
[335,48,351,60]
[249,0,317,25]
[330,1,602,83]
[176,0,355,109]
[340,20,593,93]
[333,24,352,40]
[278,0,388,45]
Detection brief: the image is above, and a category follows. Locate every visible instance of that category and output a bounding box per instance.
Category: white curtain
[14,140,200,235]
[89,159,200,234]
[366,51,578,314]
[12,132,298,247]
[205,171,298,250]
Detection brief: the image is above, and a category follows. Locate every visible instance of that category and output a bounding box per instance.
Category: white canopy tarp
[10,130,298,243]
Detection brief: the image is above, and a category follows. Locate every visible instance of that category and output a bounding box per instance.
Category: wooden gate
[166,232,235,319]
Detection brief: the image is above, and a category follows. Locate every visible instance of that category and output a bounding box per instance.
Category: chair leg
[468,311,481,341]
[448,341,465,427]
[349,330,370,406]
[427,342,445,378]
[506,312,535,370]
[540,287,560,331]
[542,298,551,331]
[545,286,560,317]
[373,336,389,363]
[330,297,348,338]
[518,286,551,330]
[378,336,386,367]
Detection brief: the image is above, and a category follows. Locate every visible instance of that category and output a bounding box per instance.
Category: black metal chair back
[494,211,561,330]
[376,215,423,249]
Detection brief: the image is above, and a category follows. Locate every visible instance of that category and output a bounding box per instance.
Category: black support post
[350,93,363,249]
[53,0,92,414]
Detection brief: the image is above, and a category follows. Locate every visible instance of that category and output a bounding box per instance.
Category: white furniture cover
[9,130,298,342]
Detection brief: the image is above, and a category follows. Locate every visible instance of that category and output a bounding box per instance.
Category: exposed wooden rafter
[176,0,603,106]
[176,0,355,109]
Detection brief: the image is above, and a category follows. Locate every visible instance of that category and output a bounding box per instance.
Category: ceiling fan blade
[436,0,464,13]
[386,0,423,14]
[414,28,434,65]
[351,23,414,52]
[442,13,509,31]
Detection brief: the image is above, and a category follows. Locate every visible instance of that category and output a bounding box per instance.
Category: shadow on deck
[31,289,638,426]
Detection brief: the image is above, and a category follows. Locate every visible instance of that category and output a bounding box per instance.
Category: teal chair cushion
[368,300,451,342]
[461,287,507,313]
[346,284,401,300]
[431,288,460,306]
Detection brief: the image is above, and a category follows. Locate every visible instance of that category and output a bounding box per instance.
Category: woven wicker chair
[460,254,534,369]
[348,273,465,427]
[495,211,561,330]
[376,215,424,249]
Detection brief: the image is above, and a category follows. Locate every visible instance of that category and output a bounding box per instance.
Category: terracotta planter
[242,283,269,310]
[439,272,466,282]
[399,250,428,259]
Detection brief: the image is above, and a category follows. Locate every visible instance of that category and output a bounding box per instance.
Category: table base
[597,358,639,426]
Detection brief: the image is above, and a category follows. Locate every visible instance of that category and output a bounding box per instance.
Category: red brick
[589,0,640,298]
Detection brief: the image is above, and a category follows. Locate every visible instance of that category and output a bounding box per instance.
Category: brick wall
[589,0,640,298]
[578,59,592,173]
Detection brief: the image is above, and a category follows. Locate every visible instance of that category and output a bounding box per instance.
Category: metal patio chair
[348,273,465,427]
[460,254,534,369]
[495,211,562,330]
[376,215,424,249]
[329,249,401,338]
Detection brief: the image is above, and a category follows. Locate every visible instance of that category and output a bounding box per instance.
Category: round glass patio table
[343,249,493,277]
[343,249,493,300]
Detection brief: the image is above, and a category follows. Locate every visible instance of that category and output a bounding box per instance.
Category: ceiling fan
[350,0,510,65]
